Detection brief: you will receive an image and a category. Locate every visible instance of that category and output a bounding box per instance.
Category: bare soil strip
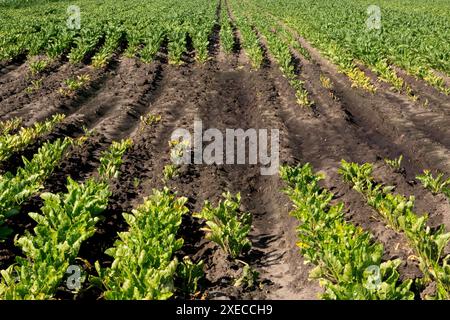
[0,61,117,122]
[0,57,27,82]
[0,59,63,104]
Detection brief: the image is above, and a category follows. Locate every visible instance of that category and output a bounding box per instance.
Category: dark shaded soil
[0,57,63,104]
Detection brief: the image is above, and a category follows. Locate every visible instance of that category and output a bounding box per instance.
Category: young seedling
[169,139,190,164]
[91,52,109,69]
[163,139,190,182]
[131,177,139,189]
[194,192,252,259]
[163,164,179,181]
[320,74,333,89]
[139,114,161,132]
[29,57,50,75]
[176,256,204,295]
[234,261,259,289]
[59,74,91,96]
[384,155,403,172]
[25,79,43,93]
[290,78,312,107]
[82,125,94,137]
[417,170,450,198]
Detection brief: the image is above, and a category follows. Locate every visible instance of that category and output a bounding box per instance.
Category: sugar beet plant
[59,74,91,96]
[167,25,187,65]
[139,28,164,63]
[0,139,131,299]
[220,3,235,54]
[239,0,376,92]
[417,170,450,200]
[68,25,104,64]
[0,117,22,136]
[190,24,210,63]
[280,163,414,300]
[384,155,403,173]
[194,192,252,259]
[0,114,65,163]
[91,25,123,68]
[340,160,450,299]
[189,11,215,63]
[228,8,263,70]
[98,139,132,180]
[177,256,205,296]
[28,56,50,76]
[0,137,73,239]
[93,188,188,300]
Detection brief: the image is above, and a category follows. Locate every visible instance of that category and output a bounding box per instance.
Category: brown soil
[0,0,449,301]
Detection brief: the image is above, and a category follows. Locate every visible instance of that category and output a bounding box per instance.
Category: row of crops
[247,0,450,94]
[228,0,312,105]
[1,0,450,300]
[0,113,256,299]
[1,112,449,299]
[0,0,216,65]
[1,0,449,99]
[1,138,131,299]
[281,158,450,300]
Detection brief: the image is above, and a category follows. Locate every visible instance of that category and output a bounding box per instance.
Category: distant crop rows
[1,0,448,97]
[248,0,450,94]
[0,0,216,65]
